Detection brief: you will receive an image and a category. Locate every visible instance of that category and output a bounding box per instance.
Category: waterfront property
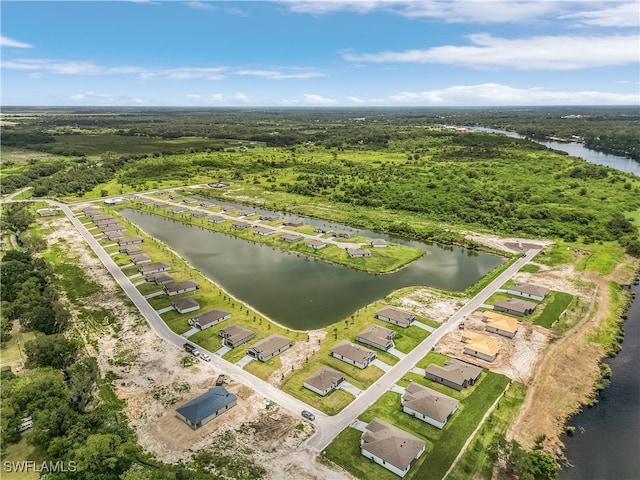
[208,216,226,224]
[247,334,293,362]
[175,386,237,430]
[346,248,371,258]
[283,219,303,227]
[360,418,426,478]
[188,308,231,330]
[370,239,387,248]
[145,272,174,285]
[164,279,200,296]
[130,254,151,265]
[375,307,416,328]
[219,324,255,348]
[462,331,500,362]
[233,221,251,230]
[494,298,537,317]
[119,245,143,255]
[330,341,377,369]
[171,207,189,214]
[191,210,208,218]
[303,366,345,396]
[334,230,354,238]
[305,239,327,250]
[482,311,519,338]
[172,297,200,314]
[254,226,276,236]
[355,325,395,351]
[507,283,549,301]
[401,382,459,429]
[259,214,279,221]
[117,236,144,246]
[139,262,171,275]
[280,233,304,243]
[315,226,333,234]
[424,359,483,391]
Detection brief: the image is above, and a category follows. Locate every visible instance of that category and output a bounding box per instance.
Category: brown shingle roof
[402,383,459,423]
[361,419,425,472]
[304,366,344,392]
[249,334,292,357]
[330,341,376,365]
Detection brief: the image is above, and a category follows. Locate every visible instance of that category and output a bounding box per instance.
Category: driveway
[182,327,200,338]
[339,381,363,397]
[156,306,174,314]
[388,347,406,359]
[372,358,392,372]
[144,290,164,299]
[413,321,436,332]
[236,355,255,368]
[215,345,232,356]
[389,384,406,395]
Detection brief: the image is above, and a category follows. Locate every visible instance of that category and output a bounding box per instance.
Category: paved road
[49,198,541,455]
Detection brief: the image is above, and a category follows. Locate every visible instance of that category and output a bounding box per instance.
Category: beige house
[330,341,377,369]
[424,359,482,391]
[247,334,293,362]
[303,366,345,396]
[401,382,459,429]
[375,307,416,328]
[219,325,255,348]
[356,325,395,351]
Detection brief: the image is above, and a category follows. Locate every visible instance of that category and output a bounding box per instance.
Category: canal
[120,208,504,330]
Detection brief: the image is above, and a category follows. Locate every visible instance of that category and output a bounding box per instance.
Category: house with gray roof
[37,208,58,217]
[254,226,276,236]
[102,224,125,233]
[333,230,354,238]
[401,383,459,429]
[346,248,371,258]
[360,418,425,478]
[506,283,549,301]
[247,334,293,362]
[283,219,303,227]
[303,366,345,396]
[106,231,124,241]
[95,218,120,227]
[314,226,333,234]
[183,196,199,204]
[280,233,304,243]
[219,325,255,348]
[191,210,208,218]
[494,298,537,317]
[170,207,189,214]
[138,262,171,275]
[370,238,387,248]
[164,279,199,296]
[305,239,327,250]
[119,245,143,255]
[117,236,144,246]
[145,272,174,285]
[188,308,231,330]
[130,254,151,265]
[172,297,200,314]
[259,214,279,221]
[356,325,395,351]
[424,359,482,391]
[153,201,168,208]
[375,307,416,328]
[232,221,251,230]
[330,341,377,369]
[176,386,236,429]
[208,216,226,224]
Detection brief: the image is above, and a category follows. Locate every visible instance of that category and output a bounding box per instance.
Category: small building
[220,205,235,212]
[375,307,416,328]
[101,224,125,233]
[219,324,255,348]
[238,210,253,217]
[333,230,354,238]
[247,334,293,362]
[360,418,425,478]
[170,207,189,214]
[232,221,251,230]
[37,208,57,217]
[168,194,183,200]
[259,214,279,221]
[209,181,230,189]
[356,325,395,351]
[314,226,333,234]
[117,236,144,246]
[188,308,231,330]
[88,213,110,221]
[507,283,549,301]
[105,231,124,240]
[104,198,123,206]
[138,262,171,275]
[208,216,226,224]
[119,245,143,255]
[175,386,237,430]
[254,227,275,236]
[303,366,345,396]
[482,311,519,338]
[200,201,216,208]
[153,201,168,208]
[330,341,377,369]
[173,297,200,314]
[138,199,153,206]
[183,196,199,204]
[424,359,482,391]
[370,238,387,248]
[95,218,119,227]
[305,239,326,250]
[191,210,208,218]
[462,332,500,362]
[283,219,303,227]
[130,254,152,265]
[346,248,371,258]
[494,298,537,317]
[164,279,199,296]
[401,383,459,430]
[280,233,304,243]
[145,272,174,285]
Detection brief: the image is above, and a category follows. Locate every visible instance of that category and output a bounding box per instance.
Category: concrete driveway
[339,381,363,397]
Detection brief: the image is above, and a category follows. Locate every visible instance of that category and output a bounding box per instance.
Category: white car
[200,353,212,362]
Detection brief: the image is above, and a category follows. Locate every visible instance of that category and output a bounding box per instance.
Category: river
[120,208,503,330]
[473,127,640,176]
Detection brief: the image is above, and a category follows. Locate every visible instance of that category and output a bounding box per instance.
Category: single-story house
[145,272,174,285]
[314,226,333,234]
[482,311,519,338]
[138,199,154,206]
[153,201,168,208]
[424,359,483,391]
[370,238,387,248]
[183,196,199,204]
[188,308,231,330]
[233,221,251,230]
[305,239,326,250]
[333,230,354,238]
[172,297,200,314]
[130,254,151,265]
[507,283,549,301]
[283,219,303,227]
[200,201,216,208]
[330,341,377,369]
[462,332,500,362]
[219,325,255,348]
[238,210,253,217]
[88,213,110,221]
[170,207,189,214]
[346,248,371,258]
[401,383,459,429]
[494,298,537,317]
[175,386,237,429]
[119,245,143,255]
[303,366,345,396]
[247,334,293,362]
[95,218,120,227]
[375,307,416,328]
[168,194,183,200]
[280,233,304,243]
[117,236,144,246]
[254,227,275,236]
[259,214,279,221]
[104,198,123,205]
[220,205,235,212]
[209,181,229,189]
[164,279,199,296]
[191,210,208,218]
[360,418,425,478]
[356,325,395,351]
[101,224,125,233]
[37,208,57,217]
[208,216,226,224]
[105,231,124,240]
[138,262,171,275]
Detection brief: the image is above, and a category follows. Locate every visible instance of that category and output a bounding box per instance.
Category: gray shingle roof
[176,386,236,425]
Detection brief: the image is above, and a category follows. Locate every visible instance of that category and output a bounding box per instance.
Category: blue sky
[1,0,639,106]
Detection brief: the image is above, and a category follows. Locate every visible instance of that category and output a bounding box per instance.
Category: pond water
[120,209,504,330]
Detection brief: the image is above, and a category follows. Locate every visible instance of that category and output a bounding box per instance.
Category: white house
[506,283,549,301]
[303,366,345,396]
[401,383,459,429]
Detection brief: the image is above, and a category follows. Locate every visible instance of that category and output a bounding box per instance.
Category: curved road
[49,198,541,454]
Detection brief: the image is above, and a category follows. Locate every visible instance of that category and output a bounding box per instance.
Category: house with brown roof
[247,334,293,362]
[356,325,395,351]
[370,238,387,248]
[401,382,459,429]
[334,230,354,238]
[254,227,275,236]
[305,239,326,250]
[314,226,333,234]
[360,418,426,478]
[145,272,174,285]
[138,262,171,275]
[375,307,416,328]
[170,207,189,214]
[106,231,124,241]
[259,214,279,221]
[482,311,519,338]
[130,254,151,265]
[346,248,371,258]
[462,332,500,362]
[208,216,226,224]
[424,359,482,391]
[164,279,199,296]
[330,341,377,369]
[172,297,200,314]
[303,366,345,396]
[191,210,208,218]
[117,236,144,246]
[102,224,125,233]
[119,245,143,255]
[280,233,304,243]
[232,221,251,230]
[219,325,255,348]
[283,219,303,227]
[494,298,537,317]
[188,308,231,330]
[507,283,549,301]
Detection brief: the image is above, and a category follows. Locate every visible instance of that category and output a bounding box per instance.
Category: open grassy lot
[0,437,48,480]
[530,291,574,328]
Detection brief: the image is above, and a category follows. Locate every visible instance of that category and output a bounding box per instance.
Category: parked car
[183,343,200,357]
[301,410,315,421]
[200,353,212,362]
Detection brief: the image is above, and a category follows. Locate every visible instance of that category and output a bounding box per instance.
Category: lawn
[1,436,48,480]
[531,291,575,328]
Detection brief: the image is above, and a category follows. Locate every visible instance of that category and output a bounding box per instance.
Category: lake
[120,208,504,330]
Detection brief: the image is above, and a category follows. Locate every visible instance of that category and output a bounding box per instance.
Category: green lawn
[1,437,48,480]
[531,291,575,328]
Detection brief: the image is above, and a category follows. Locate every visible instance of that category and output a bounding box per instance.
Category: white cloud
[560,2,639,27]
[346,96,365,104]
[69,91,148,105]
[234,68,325,79]
[342,33,639,70]
[303,93,337,104]
[185,1,215,10]
[232,92,249,102]
[1,36,33,48]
